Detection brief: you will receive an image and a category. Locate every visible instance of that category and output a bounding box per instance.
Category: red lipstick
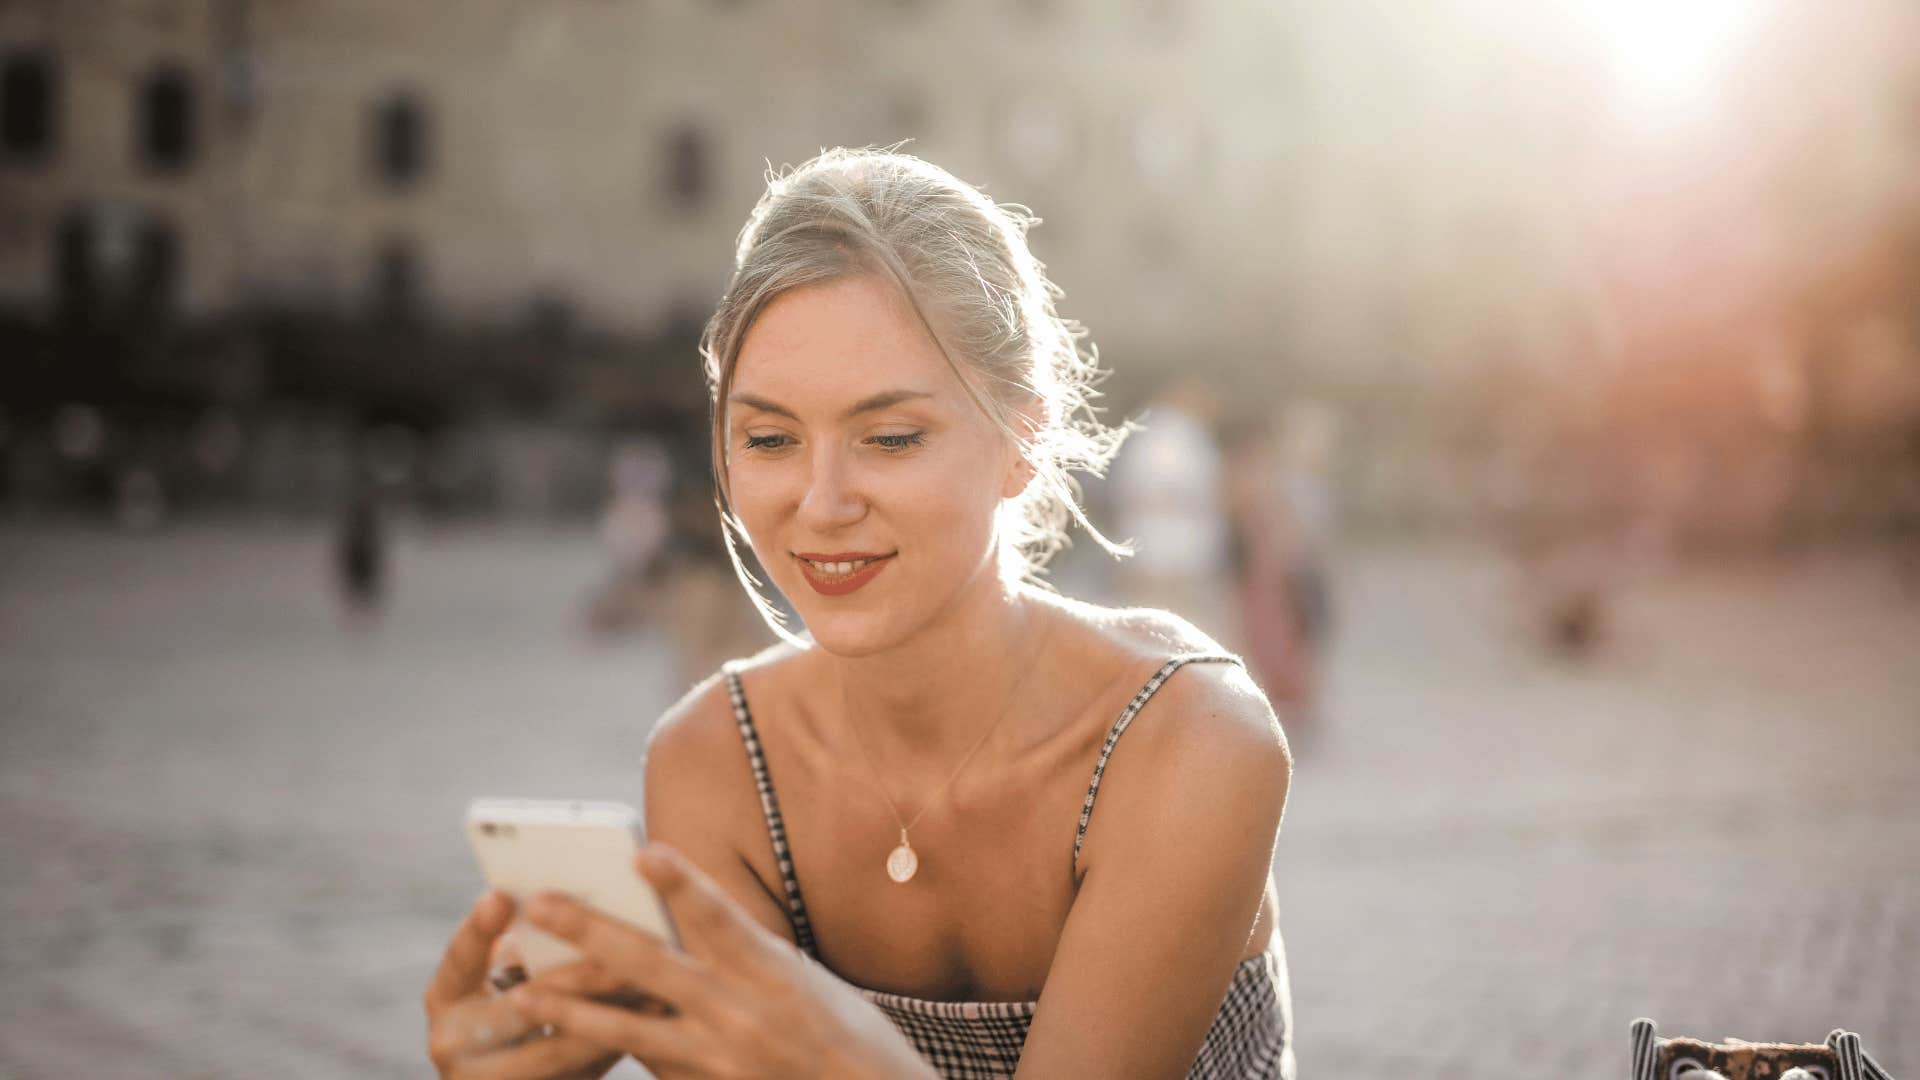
[793,551,895,596]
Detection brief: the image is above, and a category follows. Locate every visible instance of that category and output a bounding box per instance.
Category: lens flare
[1564,0,1770,128]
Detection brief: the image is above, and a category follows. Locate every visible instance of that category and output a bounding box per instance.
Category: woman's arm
[640,673,800,943]
[1016,661,1292,1079]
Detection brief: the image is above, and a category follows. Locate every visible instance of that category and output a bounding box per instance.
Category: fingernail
[490,965,529,993]
[478,890,512,925]
[640,846,681,882]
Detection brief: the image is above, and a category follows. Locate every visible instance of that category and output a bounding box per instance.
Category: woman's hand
[506,844,936,1080]
[423,890,625,1080]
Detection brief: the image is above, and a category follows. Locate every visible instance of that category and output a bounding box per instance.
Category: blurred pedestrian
[583,436,673,636]
[1894,409,1920,598]
[335,485,386,618]
[1226,400,1341,738]
[651,483,769,689]
[1111,379,1234,643]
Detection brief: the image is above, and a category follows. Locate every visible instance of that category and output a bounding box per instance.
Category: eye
[867,431,926,452]
[743,433,791,452]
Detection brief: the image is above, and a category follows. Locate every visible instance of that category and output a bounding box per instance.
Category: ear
[1001,447,1037,499]
[1000,396,1044,500]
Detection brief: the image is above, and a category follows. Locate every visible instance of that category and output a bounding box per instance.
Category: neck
[828,565,1047,770]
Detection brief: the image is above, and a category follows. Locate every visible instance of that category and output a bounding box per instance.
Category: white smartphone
[465,797,678,975]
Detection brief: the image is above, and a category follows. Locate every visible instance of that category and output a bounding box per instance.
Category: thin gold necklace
[842,615,1050,884]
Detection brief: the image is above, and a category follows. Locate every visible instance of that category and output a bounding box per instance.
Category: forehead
[732,274,959,405]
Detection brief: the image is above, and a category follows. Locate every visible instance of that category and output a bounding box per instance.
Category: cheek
[889,453,1004,547]
[723,467,788,550]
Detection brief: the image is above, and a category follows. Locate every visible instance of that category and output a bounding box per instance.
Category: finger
[639,844,766,970]
[509,985,704,1071]
[450,1031,618,1080]
[488,935,528,994]
[427,891,515,1011]
[522,893,707,1010]
[427,995,538,1065]
[528,958,630,1002]
[491,930,523,969]
[524,958,673,1015]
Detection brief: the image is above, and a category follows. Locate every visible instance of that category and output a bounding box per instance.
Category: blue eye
[744,434,790,451]
[868,432,926,452]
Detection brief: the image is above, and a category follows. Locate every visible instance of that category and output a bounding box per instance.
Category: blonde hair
[701,147,1130,643]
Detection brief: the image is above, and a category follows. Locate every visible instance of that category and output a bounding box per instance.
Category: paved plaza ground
[1,522,1915,1078]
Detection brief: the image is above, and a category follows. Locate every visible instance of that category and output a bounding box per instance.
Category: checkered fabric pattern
[1629,1018,1898,1080]
[853,994,1034,1080]
[725,655,1295,1079]
[852,949,1292,1080]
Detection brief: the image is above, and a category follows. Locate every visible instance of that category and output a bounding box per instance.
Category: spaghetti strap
[1073,653,1242,870]
[722,665,820,958]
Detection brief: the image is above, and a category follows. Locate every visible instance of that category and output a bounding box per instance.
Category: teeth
[805,557,877,575]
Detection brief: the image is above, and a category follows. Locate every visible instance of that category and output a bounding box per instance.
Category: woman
[425,149,1295,1079]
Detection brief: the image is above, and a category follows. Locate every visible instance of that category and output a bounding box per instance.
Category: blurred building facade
[0,0,1319,346]
[2,0,1918,541]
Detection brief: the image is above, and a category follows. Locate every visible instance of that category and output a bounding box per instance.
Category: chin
[794,605,914,658]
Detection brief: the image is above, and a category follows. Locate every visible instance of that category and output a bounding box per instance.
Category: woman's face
[725,273,1024,656]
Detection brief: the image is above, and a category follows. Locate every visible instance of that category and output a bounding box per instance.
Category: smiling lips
[794,551,895,596]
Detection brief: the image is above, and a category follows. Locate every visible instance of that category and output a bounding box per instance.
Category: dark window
[56,204,181,328]
[374,92,430,188]
[373,238,423,325]
[3,50,56,160]
[132,218,182,322]
[665,124,710,208]
[140,66,195,172]
[525,292,575,342]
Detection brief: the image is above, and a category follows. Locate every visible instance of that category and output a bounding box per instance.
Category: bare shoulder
[642,642,813,940]
[1046,595,1290,839]
[1119,650,1288,783]
[1047,593,1274,736]
[642,641,805,809]
[1102,600,1232,662]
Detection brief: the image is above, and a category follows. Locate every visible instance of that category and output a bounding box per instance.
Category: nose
[795,446,867,533]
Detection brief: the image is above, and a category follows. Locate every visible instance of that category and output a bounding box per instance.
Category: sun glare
[1564,0,1767,128]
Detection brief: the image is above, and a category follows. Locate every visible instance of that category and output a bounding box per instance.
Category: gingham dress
[724,654,1295,1080]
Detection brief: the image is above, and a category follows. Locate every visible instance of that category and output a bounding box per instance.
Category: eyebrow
[728,389,934,422]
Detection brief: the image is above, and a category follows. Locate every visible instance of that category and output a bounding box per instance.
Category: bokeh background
[2,1,1918,1077]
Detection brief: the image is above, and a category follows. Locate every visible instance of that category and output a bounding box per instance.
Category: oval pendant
[886,843,919,883]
